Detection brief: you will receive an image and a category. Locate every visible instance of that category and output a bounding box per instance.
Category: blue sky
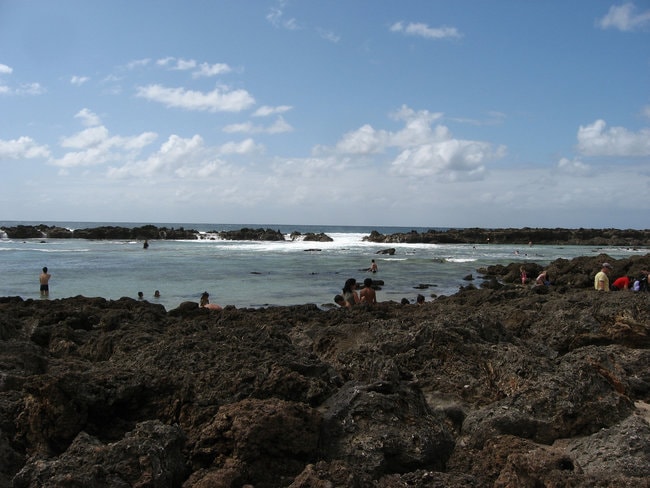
[1,1,649,228]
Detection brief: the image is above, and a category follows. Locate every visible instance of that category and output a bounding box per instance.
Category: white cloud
[390,21,462,39]
[577,119,650,156]
[336,124,389,155]
[390,140,501,180]
[126,58,151,70]
[267,3,299,30]
[0,136,50,159]
[193,62,232,78]
[156,57,232,78]
[135,84,255,112]
[219,138,263,155]
[330,106,505,180]
[597,2,650,31]
[318,28,340,43]
[74,108,102,127]
[106,134,236,180]
[223,116,293,134]
[557,157,593,176]
[253,105,293,117]
[0,63,13,75]
[51,119,157,168]
[13,82,45,95]
[70,75,90,86]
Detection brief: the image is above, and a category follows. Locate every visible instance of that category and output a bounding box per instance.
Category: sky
[1,1,649,229]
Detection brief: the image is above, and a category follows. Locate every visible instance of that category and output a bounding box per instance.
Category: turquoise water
[1,222,646,309]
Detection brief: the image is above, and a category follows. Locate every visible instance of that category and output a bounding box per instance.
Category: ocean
[1,221,645,310]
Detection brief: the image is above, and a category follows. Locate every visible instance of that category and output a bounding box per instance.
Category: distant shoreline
[1,223,649,247]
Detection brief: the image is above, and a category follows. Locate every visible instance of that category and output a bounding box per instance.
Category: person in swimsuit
[200,292,222,311]
[39,267,51,297]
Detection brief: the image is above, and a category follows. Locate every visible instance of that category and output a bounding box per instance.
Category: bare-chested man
[359,278,377,305]
[39,267,51,297]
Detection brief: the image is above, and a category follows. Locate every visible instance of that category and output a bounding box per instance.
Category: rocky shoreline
[364,228,650,247]
[1,253,649,487]
[2,224,649,246]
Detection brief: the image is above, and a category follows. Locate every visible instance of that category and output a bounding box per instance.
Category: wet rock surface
[365,227,650,246]
[1,253,649,487]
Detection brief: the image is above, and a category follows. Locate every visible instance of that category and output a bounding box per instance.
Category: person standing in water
[39,267,51,297]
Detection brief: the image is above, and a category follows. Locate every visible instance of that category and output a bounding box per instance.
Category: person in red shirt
[611,276,631,290]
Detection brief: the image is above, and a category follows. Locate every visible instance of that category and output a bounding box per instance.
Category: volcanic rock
[0,254,649,487]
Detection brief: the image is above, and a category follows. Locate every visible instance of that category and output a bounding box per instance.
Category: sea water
[0,221,645,310]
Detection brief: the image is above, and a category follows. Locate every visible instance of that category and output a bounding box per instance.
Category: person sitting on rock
[200,292,222,311]
[416,294,425,305]
[334,294,348,308]
[342,278,359,307]
[359,278,377,305]
[535,270,550,286]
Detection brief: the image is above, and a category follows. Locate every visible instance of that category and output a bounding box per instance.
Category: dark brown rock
[1,253,649,486]
[364,227,650,246]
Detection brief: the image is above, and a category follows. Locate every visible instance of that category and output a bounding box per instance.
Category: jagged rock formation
[364,227,650,247]
[1,253,649,487]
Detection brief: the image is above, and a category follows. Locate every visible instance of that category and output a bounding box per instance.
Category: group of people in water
[38,255,649,311]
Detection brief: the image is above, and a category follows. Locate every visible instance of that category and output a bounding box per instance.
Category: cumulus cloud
[577,119,650,156]
[135,84,255,112]
[0,66,43,95]
[336,124,390,155]
[390,21,462,39]
[390,140,501,180]
[219,138,264,155]
[223,116,293,134]
[74,108,102,127]
[330,105,505,180]
[597,2,650,31]
[5,82,45,96]
[0,136,50,159]
[557,157,593,176]
[193,62,232,78]
[126,58,151,70]
[51,118,157,168]
[253,105,293,117]
[70,75,90,86]
[153,57,232,78]
[106,134,235,180]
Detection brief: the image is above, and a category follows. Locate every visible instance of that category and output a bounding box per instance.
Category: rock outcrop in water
[1,253,649,487]
[3,224,650,246]
[364,227,650,247]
